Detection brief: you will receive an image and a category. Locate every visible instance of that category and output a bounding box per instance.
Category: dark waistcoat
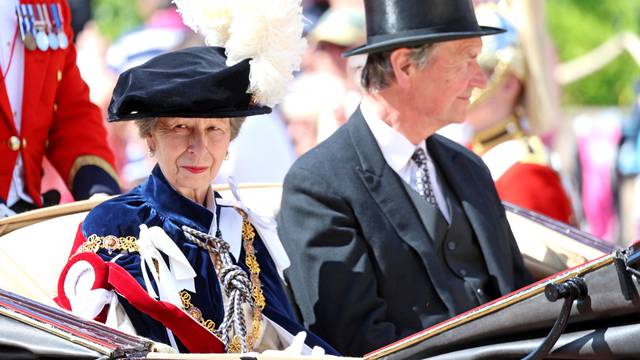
[400,165,497,314]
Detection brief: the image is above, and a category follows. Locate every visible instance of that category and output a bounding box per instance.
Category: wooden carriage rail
[0,183,283,236]
[0,197,105,235]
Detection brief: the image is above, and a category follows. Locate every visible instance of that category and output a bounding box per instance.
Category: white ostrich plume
[173,0,306,107]
[173,0,233,47]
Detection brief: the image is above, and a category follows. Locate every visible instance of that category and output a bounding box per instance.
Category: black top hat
[108,46,271,121]
[343,0,505,57]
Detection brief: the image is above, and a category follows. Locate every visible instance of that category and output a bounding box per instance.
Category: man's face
[408,37,487,127]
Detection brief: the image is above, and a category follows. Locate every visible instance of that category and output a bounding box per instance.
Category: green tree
[547,0,640,105]
[92,0,142,41]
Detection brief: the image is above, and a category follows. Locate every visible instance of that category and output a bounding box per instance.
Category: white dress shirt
[1,0,32,206]
[360,100,451,223]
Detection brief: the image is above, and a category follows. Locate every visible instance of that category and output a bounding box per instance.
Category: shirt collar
[360,100,426,172]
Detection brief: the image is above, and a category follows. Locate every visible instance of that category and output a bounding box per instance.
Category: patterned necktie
[411,148,437,206]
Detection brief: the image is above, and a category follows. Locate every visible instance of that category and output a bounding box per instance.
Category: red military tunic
[0,0,118,207]
[472,132,574,225]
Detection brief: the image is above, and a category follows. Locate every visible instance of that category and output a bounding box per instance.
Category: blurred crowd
[41,0,640,246]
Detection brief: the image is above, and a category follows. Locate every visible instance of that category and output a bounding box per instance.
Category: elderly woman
[55,46,336,355]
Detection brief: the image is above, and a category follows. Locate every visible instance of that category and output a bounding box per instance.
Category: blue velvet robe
[82,166,337,354]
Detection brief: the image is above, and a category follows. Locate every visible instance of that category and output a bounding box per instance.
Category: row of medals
[15,3,69,52]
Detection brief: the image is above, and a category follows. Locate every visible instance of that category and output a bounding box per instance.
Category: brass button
[21,138,27,149]
[8,136,20,151]
[53,103,58,112]
[57,70,62,82]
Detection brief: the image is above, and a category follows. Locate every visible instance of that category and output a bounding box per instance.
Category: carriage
[0,184,637,359]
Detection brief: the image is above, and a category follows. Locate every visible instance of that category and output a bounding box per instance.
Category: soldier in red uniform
[464,1,574,224]
[0,0,119,217]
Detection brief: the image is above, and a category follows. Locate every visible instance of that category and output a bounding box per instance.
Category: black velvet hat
[343,0,505,57]
[107,46,271,121]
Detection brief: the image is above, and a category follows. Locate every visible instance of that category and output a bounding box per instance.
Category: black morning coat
[277,108,533,356]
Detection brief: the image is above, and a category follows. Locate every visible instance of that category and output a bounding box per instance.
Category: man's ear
[389,48,414,89]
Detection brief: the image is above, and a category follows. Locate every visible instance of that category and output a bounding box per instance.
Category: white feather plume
[173,0,306,107]
[173,0,233,46]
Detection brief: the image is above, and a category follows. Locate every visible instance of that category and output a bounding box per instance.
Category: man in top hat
[0,0,120,217]
[277,0,533,355]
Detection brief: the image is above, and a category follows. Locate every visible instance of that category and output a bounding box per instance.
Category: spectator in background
[306,6,365,82]
[67,0,92,41]
[0,0,120,217]
[574,110,621,243]
[460,1,575,224]
[302,0,330,34]
[288,4,365,152]
[617,81,640,243]
[106,0,197,74]
[281,74,347,156]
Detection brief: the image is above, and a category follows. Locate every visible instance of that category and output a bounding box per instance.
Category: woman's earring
[224,151,229,160]
[147,149,154,158]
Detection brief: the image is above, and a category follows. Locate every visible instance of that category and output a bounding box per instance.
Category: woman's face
[146,117,231,202]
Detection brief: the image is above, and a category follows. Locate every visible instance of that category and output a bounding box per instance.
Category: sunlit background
[45,0,640,246]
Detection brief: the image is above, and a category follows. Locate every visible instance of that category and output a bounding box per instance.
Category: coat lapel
[427,135,513,287]
[346,109,459,311]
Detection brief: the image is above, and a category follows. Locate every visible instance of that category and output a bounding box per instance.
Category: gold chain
[242,220,265,350]
[228,336,242,353]
[179,290,216,333]
[76,234,138,255]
